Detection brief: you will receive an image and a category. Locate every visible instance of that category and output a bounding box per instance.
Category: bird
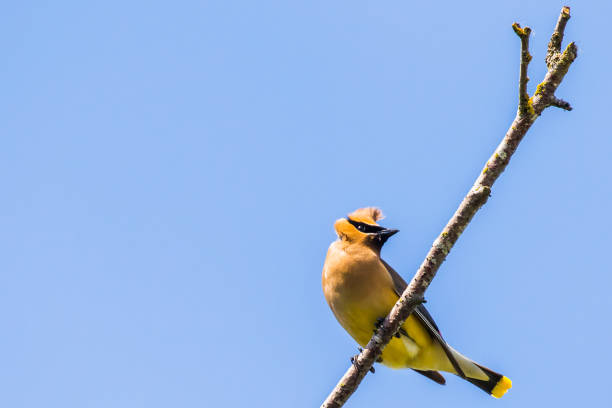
[321,207,512,398]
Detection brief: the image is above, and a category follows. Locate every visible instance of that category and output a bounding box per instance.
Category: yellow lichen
[519,97,535,117]
[512,23,526,37]
[562,6,570,18]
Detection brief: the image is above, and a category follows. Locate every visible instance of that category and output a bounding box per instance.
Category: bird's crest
[347,207,384,225]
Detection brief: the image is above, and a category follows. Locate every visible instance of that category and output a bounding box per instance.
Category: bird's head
[334,207,399,250]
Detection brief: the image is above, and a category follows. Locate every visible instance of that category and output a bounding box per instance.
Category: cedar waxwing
[322,207,511,398]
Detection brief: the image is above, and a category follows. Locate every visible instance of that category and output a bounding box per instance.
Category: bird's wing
[380,259,466,379]
[380,259,442,333]
[413,369,446,385]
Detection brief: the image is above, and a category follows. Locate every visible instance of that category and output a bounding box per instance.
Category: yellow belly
[322,243,449,371]
[328,281,438,369]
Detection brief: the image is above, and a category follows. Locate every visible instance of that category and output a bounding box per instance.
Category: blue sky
[2,1,610,407]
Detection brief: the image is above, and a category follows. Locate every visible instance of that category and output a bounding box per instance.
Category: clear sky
[3,1,610,407]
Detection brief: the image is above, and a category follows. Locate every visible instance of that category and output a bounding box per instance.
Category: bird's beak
[376,228,399,244]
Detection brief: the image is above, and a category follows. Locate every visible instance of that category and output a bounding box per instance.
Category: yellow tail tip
[491,376,512,398]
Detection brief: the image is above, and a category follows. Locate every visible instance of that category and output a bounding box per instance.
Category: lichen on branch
[512,23,533,117]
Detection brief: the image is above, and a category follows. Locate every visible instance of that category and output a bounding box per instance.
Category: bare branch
[533,41,577,112]
[547,6,571,67]
[550,96,572,111]
[321,7,578,408]
[512,23,532,115]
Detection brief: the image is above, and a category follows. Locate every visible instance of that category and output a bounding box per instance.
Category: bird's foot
[373,317,385,335]
[350,348,362,368]
[350,350,376,374]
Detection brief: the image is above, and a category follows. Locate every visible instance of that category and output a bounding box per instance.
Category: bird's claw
[373,317,385,335]
[350,351,375,374]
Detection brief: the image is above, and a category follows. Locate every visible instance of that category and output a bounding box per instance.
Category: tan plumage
[321,207,512,397]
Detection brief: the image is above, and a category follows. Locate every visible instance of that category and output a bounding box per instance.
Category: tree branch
[321,7,577,408]
[547,6,571,68]
[512,23,532,115]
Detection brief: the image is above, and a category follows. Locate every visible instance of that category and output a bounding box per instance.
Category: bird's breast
[322,242,398,344]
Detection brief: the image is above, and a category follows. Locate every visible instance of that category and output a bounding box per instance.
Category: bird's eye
[346,218,380,234]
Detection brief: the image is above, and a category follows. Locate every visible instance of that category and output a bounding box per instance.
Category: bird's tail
[464,363,512,398]
[447,347,512,398]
